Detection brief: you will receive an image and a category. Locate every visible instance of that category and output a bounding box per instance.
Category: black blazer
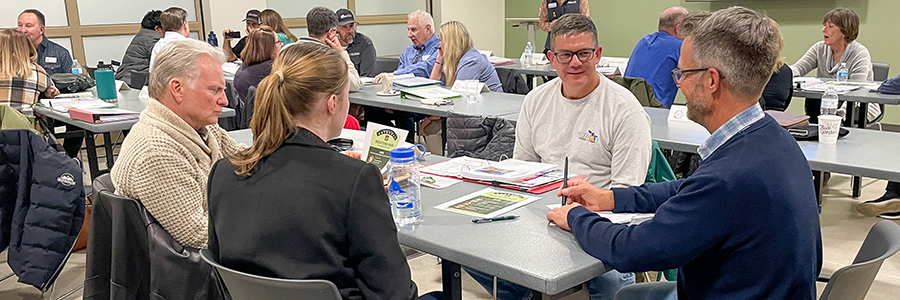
[207,128,418,300]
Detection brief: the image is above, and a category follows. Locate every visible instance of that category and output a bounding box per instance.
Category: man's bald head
[659,6,689,30]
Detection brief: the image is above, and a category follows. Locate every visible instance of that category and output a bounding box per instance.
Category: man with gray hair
[149,7,191,72]
[287,6,362,92]
[549,7,821,300]
[112,40,244,248]
[624,6,689,108]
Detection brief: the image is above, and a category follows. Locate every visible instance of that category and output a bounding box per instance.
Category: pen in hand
[473,215,519,224]
[561,157,569,206]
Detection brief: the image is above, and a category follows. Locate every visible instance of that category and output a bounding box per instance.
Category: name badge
[422,55,431,60]
[45,56,58,64]
[349,52,360,56]
[568,0,577,4]
[548,2,558,8]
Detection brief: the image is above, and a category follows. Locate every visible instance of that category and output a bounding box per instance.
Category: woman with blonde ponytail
[428,21,502,92]
[207,42,443,300]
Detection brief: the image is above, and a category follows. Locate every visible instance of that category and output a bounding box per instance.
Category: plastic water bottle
[522,42,534,68]
[821,86,839,116]
[837,63,849,82]
[387,145,425,226]
[207,31,218,47]
[71,59,82,75]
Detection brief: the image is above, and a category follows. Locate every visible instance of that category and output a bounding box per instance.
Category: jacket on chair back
[0,129,85,290]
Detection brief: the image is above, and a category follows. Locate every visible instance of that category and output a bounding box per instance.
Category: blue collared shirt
[698,104,764,160]
[36,36,72,75]
[395,34,440,77]
[444,48,503,92]
[624,31,682,107]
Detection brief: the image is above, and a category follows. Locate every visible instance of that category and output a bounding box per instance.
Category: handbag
[50,73,96,93]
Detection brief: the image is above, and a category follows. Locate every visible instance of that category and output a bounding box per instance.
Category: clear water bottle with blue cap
[387,144,426,226]
[837,62,849,82]
[207,31,218,47]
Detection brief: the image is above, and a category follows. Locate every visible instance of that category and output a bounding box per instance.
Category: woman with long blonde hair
[0,29,58,114]
[207,42,443,300]
[259,9,297,45]
[429,21,502,92]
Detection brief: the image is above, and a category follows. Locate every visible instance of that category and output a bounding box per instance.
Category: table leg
[84,133,101,181]
[850,101,866,198]
[441,260,462,300]
[813,170,823,211]
[103,132,115,170]
[531,283,586,300]
[441,117,448,156]
[525,74,534,89]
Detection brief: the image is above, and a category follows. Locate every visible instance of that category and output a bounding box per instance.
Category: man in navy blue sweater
[547,7,822,300]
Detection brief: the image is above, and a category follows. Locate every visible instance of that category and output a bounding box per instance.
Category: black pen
[472,215,519,224]
[561,157,569,206]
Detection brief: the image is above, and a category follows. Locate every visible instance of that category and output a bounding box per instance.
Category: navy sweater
[568,116,822,300]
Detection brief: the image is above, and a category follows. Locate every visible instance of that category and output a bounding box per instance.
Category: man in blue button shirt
[18,9,72,75]
[367,10,439,143]
[623,7,688,108]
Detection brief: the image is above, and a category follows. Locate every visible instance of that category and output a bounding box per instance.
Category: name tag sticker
[548,2,558,8]
[349,52,360,56]
[568,0,577,4]
[422,55,431,60]
[45,56,57,64]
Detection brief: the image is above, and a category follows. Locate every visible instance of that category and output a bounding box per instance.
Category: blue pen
[472,215,519,224]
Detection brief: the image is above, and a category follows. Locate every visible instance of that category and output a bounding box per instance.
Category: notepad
[546,204,654,225]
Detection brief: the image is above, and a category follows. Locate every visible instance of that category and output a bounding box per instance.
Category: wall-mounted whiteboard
[77,0,197,26]
[2,0,68,27]
[355,0,426,16]
[82,35,134,66]
[266,0,347,19]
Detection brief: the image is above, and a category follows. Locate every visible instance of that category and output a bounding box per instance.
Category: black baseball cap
[243,9,260,24]
[336,8,356,26]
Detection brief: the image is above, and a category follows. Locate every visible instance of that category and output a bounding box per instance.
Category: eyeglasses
[671,67,710,83]
[552,48,596,64]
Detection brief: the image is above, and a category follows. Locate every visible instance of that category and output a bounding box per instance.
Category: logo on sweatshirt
[577,130,598,143]
[57,173,76,187]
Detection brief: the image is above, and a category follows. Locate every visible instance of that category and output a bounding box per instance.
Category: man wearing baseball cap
[222,9,261,62]
[335,8,377,77]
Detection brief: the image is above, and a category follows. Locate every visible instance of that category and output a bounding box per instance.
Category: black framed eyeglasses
[671,67,710,83]
[552,48,596,64]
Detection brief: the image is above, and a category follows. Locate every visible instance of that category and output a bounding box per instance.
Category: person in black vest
[539,0,590,55]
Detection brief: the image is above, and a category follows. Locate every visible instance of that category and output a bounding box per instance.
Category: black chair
[85,174,225,300]
[129,70,149,89]
[239,85,257,130]
[374,57,400,74]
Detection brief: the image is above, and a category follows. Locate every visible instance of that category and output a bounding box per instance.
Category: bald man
[624,7,689,108]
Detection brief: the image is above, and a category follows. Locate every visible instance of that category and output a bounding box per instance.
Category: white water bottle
[820,86,839,116]
[387,145,426,226]
[523,42,534,67]
[71,59,82,75]
[837,62,849,82]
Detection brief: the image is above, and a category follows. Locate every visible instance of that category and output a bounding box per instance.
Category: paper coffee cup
[818,115,842,144]
[381,73,394,94]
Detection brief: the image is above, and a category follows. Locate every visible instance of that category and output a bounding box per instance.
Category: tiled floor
[1,174,897,299]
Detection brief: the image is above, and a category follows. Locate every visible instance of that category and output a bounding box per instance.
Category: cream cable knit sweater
[111,99,245,248]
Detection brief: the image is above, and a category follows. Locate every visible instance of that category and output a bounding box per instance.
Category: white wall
[433,0,505,55]
[203,0,267,46]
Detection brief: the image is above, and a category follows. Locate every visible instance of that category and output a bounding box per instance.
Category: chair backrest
[819,220,900,300]
[129,70,149,89]
[374,57,400,75]
[873,62,890,82]
[239,85,257,130]
[200,249,342,300]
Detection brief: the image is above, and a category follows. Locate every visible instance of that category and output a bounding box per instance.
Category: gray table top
[403,156,608,295]
[495,60,558,77]
[225,129,607,295]
[350,84,525,118]
[644,107,900,182]
[34,88,236,133]
[792,80,900,104]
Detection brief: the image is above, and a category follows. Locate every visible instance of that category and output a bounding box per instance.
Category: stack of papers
[488,56,515,66]
[41,94,116,113]
[422,156,558,184]
[393,76,440,88]
[400,86,462,100]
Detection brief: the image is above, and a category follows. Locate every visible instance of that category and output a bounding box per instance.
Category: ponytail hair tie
[274,71,284,82]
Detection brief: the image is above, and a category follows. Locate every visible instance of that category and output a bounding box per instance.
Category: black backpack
[50,73,95,93]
